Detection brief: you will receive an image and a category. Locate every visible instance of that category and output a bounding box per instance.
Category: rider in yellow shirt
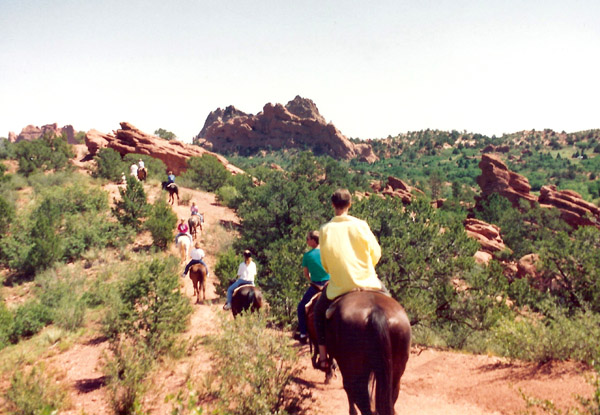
[314,188,384,371]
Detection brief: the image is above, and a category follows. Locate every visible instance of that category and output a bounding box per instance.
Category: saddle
[176,233,192,244]
[325,287,390,319]
[232,281,254,296]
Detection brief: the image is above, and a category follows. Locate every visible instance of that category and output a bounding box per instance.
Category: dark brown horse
[188,215,202,240]
[306,290,411,415]
[162,182,179,205]
[137,167,147,181]
[231,284,264,317]
[189,263,207,304]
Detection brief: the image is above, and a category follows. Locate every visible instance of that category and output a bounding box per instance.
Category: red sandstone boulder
[538,185,600,228]
[517,253,540,280]
[10,123,77,144]
[464,218,507,253]
[84,122,244,176]
[197,96,378,163]
[474,250,493,265]
[476,154,537,208]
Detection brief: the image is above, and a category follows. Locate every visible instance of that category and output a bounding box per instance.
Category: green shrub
[112,175,148,230]
[0,301,12,349]
[27,170,85,193]
[206,312,305,415]
[105,341,152,415]
[493,309,600,363]
[14,133,74,176]
[215,185,240,208]
[145,198,178,250]
[10,301,53,342]
[538,226,600,313]
[154,128,177,141]
[93,147,127,181]
[4,364,67,415]
[214,248,241,297]
[0,194,14,236]
[0,138,15,159]
[103,257,192,355]
[182,155,231,192]
[36,269,87,331]
[24,200,63,274]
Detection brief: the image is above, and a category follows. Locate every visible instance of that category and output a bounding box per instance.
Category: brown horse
[188,215,202,240]
[162,182,179,205]
[189,263,207,304]
[306,290,411,415]
[231,284,264,317]
[137,167,147,181]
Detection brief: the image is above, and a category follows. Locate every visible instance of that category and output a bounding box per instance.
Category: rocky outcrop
[516,254,541,280]
[539,185,600,229]
[482,144,510,153]
[464,218,507,253]
[378,176,424,204]
[476,153,537,208]
[84,122,244,176]
[9,123,76,144]
[197,96,378,163]
[473,250,493,265]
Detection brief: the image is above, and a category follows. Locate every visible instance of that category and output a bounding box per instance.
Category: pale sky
[1,0,599,142]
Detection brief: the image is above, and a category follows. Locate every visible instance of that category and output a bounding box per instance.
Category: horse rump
[231,285,263,317]
[326,291,411,415]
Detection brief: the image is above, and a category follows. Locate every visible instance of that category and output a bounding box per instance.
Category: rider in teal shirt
[295,230,330,343]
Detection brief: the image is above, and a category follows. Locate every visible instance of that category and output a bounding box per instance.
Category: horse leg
[345,392,359,415]
[344,375,372,415]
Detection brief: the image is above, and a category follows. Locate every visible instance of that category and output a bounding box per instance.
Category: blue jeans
[297,281,328,336]
[184,259,208,275]
[226,279,252,305]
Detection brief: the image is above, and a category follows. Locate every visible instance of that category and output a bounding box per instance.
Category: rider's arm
[303,267,311,283]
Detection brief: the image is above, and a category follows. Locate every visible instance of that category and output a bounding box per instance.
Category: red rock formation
[473,251,493,265]
[84,122,244,176]
[380,176,422,204]
[476,154,537,208]
[464,218,507,253]
[10,123,76,144]
[197,96,378,163]
[516,254,540,280]
[539,185,600,228]
[482,144,510,153]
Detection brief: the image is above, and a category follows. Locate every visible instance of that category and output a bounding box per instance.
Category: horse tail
[249,287,263,311]
[369,306,394,415]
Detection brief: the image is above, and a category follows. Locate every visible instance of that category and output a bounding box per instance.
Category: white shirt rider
[237,260,257,283]
[190,247,205,261]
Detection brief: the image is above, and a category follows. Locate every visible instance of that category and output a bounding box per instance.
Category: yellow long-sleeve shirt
[319,213,382,299]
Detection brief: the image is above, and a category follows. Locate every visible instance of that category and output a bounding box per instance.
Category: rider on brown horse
[314,189,387,371]
[182,241,210,278]
[223,250,256,311]
[295,230,330,344]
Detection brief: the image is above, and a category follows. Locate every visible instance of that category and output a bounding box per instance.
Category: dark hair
[243,249,252,258]
[331,188,352,209]
[307,230,319,244]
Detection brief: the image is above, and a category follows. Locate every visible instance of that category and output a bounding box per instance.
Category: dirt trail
[23,159,594,414]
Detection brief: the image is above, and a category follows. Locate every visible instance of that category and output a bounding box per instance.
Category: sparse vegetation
[204,312,306,415]
[145,198,178,250]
